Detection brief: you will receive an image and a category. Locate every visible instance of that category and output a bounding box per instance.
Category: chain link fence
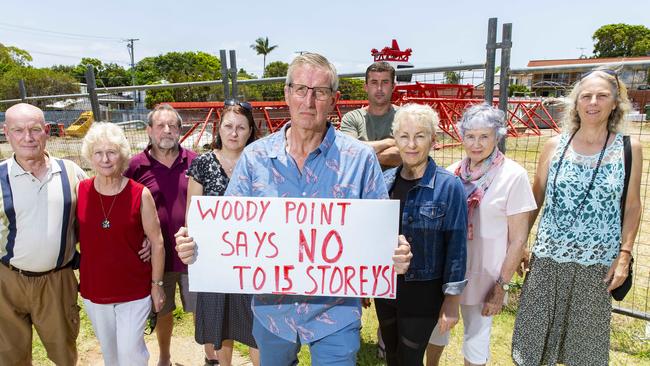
[1,63,650,363]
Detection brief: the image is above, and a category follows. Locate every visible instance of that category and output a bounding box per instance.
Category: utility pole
[125,38,140,103]
[577,47,588,59]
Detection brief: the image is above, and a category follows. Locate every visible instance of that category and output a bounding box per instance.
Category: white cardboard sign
[187,196,399,298]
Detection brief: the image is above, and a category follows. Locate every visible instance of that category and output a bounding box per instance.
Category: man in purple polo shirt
[125,104,197,366]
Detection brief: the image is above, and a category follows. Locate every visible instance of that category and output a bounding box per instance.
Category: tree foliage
[250,37,278,73]
[0,67,77,110]
[264,61,288,78]
[592,24,650,58]
[135,51,224,108]
[444,71,460,84]
[0,43,33,75]
[508,84,531,97]
[0,44,76,111]
[51,58,130,87]
[339,79,366,100]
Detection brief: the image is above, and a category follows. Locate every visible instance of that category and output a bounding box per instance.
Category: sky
[2,0,648,78]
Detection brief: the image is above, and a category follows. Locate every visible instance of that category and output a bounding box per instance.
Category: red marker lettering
[321,230,343,263]
[232,265,250,289]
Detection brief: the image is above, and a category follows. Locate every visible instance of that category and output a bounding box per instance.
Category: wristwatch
[496,276,510,291]
[151,280,164,287]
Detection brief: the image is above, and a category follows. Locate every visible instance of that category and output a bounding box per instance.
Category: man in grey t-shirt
[340,61,401,169]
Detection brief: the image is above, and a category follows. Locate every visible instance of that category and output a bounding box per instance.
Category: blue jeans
[252,317,361,366]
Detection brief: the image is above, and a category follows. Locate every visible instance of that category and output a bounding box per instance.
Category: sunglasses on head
[144,310,157,335]
[580,69,620,91]
[224,99,253,112]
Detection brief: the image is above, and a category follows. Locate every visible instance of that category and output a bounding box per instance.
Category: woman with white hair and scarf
[427,103,536,366]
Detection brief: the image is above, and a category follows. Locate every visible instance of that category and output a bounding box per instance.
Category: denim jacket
[384,158,468,295]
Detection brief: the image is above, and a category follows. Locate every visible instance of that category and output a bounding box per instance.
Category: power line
[0,22,122,41]
[27,50,130,65]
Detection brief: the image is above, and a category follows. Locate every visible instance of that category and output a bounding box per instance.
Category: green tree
[0,43,32,75]
[339,79,366,100]
[592,24,650,57]
[250,37,278,73]
[51,59,130,87]
[0,67,77,110]
[444,71,460,84]
[135,51,224,106]
[508,84,531,97]
[264,61,288,78]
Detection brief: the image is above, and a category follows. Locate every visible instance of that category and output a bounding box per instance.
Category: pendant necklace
[98,190,119,229]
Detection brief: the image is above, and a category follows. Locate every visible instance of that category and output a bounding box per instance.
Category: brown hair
[365,61,395,83]
[213,104,258,149]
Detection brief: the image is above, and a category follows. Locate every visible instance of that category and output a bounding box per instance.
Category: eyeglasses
[224,99,252,112]
[144,311,157,335]
[581,69,620,91]
[288,83,333,101]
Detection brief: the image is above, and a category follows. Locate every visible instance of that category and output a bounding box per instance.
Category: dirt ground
[77,335,253,366]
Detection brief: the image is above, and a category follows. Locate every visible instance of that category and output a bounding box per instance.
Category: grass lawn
[31,288,650,365]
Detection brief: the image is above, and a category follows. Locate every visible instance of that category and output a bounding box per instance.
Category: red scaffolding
[168,83,559,149]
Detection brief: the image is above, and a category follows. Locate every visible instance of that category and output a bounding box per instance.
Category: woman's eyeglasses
[224,99,253,112]
[581,69,620,91]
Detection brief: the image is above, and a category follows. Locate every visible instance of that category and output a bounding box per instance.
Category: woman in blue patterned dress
[186,101,259,366]
[511,68,642,365]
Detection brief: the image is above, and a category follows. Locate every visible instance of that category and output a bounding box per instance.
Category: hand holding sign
[393,235,413,275]
[175,226,196,265]
[187,196,400,298]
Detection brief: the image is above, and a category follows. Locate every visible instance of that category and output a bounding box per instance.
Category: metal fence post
[18,80,27,102]
[85,65,101,121]
[484,18,498,104]
[220,49,230,100]
[229,50,238,100]
[498,22,512,153]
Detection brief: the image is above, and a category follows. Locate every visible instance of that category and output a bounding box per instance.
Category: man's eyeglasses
[144,310,157,335]
[581,69,620,91]
[224,99,253,112]
[288,83,333,101]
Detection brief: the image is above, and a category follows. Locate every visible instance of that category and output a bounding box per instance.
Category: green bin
[646,104,650,121]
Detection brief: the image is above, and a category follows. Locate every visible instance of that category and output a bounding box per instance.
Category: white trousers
[83,295,151,366]
[429,304,493,364]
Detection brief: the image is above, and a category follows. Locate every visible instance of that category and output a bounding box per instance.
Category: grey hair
[81,122,131,173]
[457,103,507,139]
[286,53,339,92]
[147,103,183,127]
[392,103,439,136]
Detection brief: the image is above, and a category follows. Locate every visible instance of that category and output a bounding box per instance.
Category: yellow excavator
[65,111,94,137]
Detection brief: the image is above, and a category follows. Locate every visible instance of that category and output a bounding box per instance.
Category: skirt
[511,256,611,366]
[195,292,257,349]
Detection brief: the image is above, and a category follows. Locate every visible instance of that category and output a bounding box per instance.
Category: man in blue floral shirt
[177,53,412,365]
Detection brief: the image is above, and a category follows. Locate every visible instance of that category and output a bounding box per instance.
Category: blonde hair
[562,67,631,133]
[81,122,131,172]
[392,103,439,137]
[286,53,339,91]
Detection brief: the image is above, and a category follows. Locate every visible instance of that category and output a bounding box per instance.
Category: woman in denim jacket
[376,103,468,366]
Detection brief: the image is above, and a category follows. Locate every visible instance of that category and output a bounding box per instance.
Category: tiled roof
[527,56,650,67]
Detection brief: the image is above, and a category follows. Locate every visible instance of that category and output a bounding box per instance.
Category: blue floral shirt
[225,122,388,343]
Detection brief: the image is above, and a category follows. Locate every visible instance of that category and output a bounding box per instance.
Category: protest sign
[187,196,399,298]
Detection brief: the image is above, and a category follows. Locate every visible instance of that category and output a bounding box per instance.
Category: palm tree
[250,37,278,76]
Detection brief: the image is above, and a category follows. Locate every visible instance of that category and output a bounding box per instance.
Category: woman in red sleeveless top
[77,122,165,365]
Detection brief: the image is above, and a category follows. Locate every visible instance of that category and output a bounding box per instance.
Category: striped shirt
[0,156,86,272]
